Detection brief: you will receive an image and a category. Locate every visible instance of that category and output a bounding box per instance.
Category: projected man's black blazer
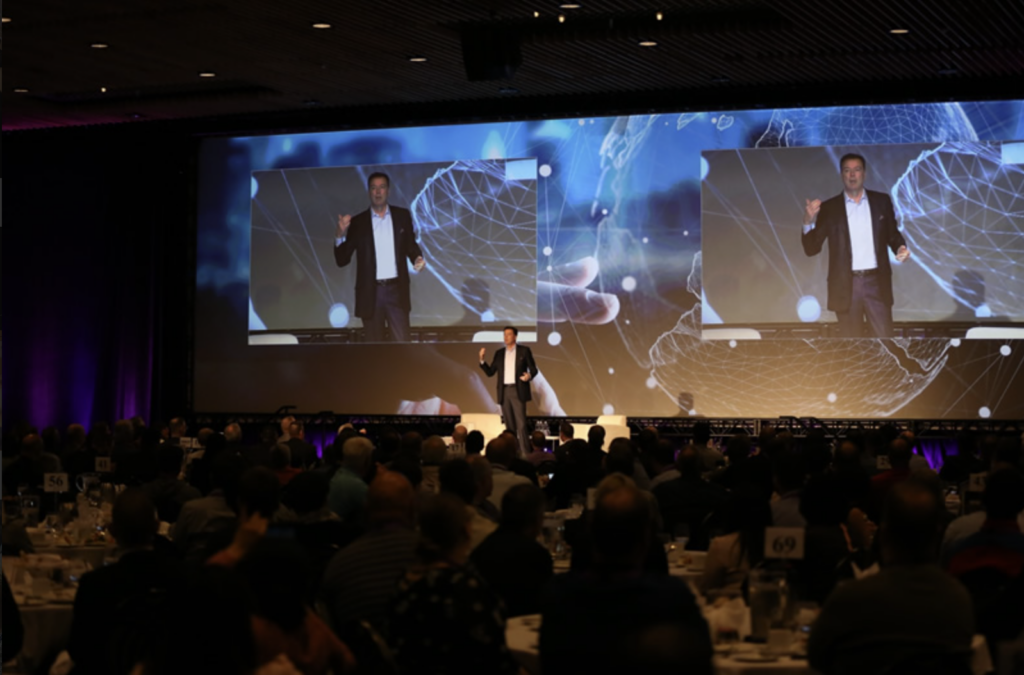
[801,189,906,314]
[333,205,423,320]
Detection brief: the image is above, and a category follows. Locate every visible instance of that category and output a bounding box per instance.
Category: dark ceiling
[3,0,1024,132]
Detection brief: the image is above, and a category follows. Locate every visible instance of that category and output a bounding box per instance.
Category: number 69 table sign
[764,527,805,560]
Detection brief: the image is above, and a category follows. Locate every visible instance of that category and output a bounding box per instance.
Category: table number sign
[44,473,70,493]
[968,473,987,492]
[764,527,805,560]
[95,457,113,473]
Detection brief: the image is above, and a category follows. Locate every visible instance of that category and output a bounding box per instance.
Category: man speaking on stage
[334,171,425,342]
[479,326,538,456]
[802,153,910,338]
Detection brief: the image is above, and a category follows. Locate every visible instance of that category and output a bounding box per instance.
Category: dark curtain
[3,126,193,433]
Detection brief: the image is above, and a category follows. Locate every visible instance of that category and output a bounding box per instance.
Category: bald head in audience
[592,484,651,573]
[451,425,468,445]
[367,470,416,527]
[881,478,943,564]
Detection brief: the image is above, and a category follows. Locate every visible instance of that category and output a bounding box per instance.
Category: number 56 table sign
[44,473,70,493]
[764,527,805,560]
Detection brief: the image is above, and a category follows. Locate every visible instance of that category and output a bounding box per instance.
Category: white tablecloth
[3,556,78,674]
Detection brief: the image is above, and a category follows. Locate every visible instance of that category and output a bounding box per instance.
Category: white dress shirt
[504,345,517,385]
[845,192,877,271]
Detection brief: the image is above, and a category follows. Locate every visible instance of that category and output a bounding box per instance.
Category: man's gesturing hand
[520,372,531,382]
[804,199,822,226]
[479,347,486,362]
[413,256,426,272]
[895,245,910,263]
[336,214,352,239]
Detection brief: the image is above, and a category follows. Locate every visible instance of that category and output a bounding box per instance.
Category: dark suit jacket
[801,189,906,313]
[286,437,318,470]
[333,205,423,319]
[479,345,538,404]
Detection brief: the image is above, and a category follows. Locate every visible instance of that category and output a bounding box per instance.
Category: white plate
[732,654,779,663]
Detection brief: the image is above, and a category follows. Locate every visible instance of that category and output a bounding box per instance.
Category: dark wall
[4,126,194,431]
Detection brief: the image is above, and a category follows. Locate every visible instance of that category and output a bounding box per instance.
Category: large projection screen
[194,101,1024,419]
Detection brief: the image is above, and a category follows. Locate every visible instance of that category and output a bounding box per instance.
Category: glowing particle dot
[542,246,553,256]
[602,404,615,415]
[1000,345,1012,356]
[538,164,552,177]
[979,406,991,419]
[328,303,350,328]
[608,367,615,375]
[601,208,609,215]
[729,340,737,348]
[645,377,658,389]
[827,392,837,403]
[683,230,689,236]
[642,237,649,244]
[625,319,630,325]
[547,331,562,346]
[951,338,961,347]
[797,296,822,323]
[711,117,717,124]
[547,265,553,272]
[621,276,637,292]
[578,119,586,126]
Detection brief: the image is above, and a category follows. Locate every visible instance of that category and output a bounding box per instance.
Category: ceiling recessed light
[559,3,581,8]
[656,11,664,21]
[312,22,331,29]
[100,87,108,93]
[2,17,11,23]
[889,28,909,34]
[14,88,29,93]
[91,43,109,49]
[558,14,565,23]
[638,39,658,47]
[198,71,217,78]
[533,11,540,18]
[408,56,428,62]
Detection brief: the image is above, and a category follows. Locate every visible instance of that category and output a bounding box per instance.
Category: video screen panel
[701,141,1024,337]
[195,101,1024,419]
[249,159,538,343]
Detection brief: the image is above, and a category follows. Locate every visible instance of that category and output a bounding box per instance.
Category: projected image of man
[479,326,538,457]
[802,153,910,338]
[334,172,426,342]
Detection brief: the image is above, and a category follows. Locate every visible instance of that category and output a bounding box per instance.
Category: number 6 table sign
[764,527,806,560]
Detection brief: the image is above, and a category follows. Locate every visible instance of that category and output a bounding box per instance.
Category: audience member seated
[282,471,360,599]
[524,431,550,467]
[271,443,303,486]
[142,445,202,524]
[569,473,668,576]
[486,437,532,513]
[699,487,771,596]
[545,437,604,510]
[440,457,498,551]
[471,484,553,617]
[61,423,96,483]
[586,424,607,462]
[171,454,245,565]
[710,433,752,492]
[867,438,914,520]
[241,425,277,469]
[206,466,283,569]
[189,432,229,495]
[321,469,418,635]
[447,424,469,460]
[419,434,447,496]
[498,430,541,485]
[808,478,975,675]
[940,435,990,486]
[129,566,259,675]
[312,435,345,482]
[653,444,730,550]
[465,429,485,457]
[793,474,861,604]
[69,489,185,675]
[771,448,807,527]
[113,418,155,485]
[648,438,680,489]
[2,572,24,664]
[944,468,1024,661]
[389,492,523,675]
[237,539,356,675]
[540,483,712,674]
[328,437,373,524]
[3,433,62,494]
[285,421,319,470]
[693,421,724,471]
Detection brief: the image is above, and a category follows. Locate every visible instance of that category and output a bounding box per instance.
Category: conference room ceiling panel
[2,0,1023,129]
